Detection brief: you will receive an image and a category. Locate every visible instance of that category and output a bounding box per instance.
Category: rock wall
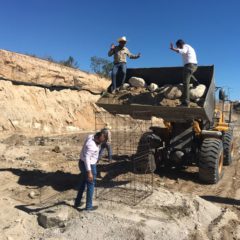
[0,49,111,134]
[0,49,109,92]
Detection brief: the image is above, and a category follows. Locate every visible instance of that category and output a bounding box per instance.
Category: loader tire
[135,132,156,173]
[199,138,224,184]
[135,151,156,173]
[223,131,234,166]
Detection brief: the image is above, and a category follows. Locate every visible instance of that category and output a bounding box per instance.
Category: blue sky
[0,0,239,99]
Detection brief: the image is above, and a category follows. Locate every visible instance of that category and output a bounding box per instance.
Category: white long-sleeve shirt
[80,134,100,171]
[178,44,198,65]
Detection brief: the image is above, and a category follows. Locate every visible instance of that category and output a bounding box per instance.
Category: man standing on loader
[170,39,198,107]
[108,36,141,93]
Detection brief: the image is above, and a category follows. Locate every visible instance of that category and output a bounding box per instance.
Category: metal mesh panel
[95,111,153,206]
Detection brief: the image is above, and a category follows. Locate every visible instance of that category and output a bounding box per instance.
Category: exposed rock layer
[0,49,110,133]
[0,49,109,92]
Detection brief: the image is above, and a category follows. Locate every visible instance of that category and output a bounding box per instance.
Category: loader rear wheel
[223,131,234,166]
[135,132,157,173]
[199,138,224,184]
[135,151,156,173]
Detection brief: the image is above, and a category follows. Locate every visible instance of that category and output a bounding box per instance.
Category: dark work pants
[183,63,198,104]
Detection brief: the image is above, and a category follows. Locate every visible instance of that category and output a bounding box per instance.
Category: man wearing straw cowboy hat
[108,36,141,93]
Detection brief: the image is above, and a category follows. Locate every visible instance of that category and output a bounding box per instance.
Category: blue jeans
[111,63,127,91]
[75,161,97,210]
[99,142,112,161]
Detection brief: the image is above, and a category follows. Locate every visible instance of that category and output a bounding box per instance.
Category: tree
[90,56,113,79]
[60,56,79,69]
[25,53,79,69]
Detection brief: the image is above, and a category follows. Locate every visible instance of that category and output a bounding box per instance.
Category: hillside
[0,50,239,240]
[0,49,110,133]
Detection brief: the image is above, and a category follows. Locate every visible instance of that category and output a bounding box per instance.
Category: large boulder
[148,83,159,92]
[129,77,146,87]
[37,205,77,228]
[160,98,181,107]
[163,84,183,100]
[190,84,206,100]
[121,83,130,90]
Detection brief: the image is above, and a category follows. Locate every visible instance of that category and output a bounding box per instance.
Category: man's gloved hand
[137,53,141,58]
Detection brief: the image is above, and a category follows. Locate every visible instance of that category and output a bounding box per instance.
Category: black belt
[184,63,197,66]
[114,62,126,65]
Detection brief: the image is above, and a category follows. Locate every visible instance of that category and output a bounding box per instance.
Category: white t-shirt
[178,44,198,65]
[80,134,100,171]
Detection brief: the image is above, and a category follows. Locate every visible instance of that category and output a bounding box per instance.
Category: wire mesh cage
[95,110,154,206]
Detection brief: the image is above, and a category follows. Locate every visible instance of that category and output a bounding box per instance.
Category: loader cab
[214,87,232,126]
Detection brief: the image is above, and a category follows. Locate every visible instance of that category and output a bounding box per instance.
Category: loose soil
[0,119,239,240]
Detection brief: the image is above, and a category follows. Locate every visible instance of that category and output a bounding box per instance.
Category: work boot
[74,202,84,209]
[179,101,189,107]
[191,75,199,87]
[85,206,98,212]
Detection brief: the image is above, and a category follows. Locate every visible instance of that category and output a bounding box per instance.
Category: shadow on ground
[157,166,201,184]
[0,158,132,192]
[200,195,240,206]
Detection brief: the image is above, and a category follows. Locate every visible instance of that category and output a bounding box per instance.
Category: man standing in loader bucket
[108,36,141,93]
[170,39,199,107]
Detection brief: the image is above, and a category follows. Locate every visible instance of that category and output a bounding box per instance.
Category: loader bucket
[97,66,215,122]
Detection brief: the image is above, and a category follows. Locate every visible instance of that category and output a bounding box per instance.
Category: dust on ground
[0,124,239,240]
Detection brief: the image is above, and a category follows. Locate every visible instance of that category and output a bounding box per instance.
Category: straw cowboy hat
[118,36,127,42]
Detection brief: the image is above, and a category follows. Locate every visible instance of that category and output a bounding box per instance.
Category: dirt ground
[0,120,239,240]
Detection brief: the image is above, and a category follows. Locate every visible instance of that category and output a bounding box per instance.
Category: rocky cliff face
[0,49,110,134]
[0,49,108,91]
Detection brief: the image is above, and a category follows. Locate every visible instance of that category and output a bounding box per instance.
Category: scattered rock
[163,84,183,100]
[99,171,107,178]
[103,83,203,108]
[29,191,37,199]
[190,84,206,100]
[160,98,181,107]
[189,102,199,108]
[129,77,146,87]
[37,205,76,229]
[33,136,47,146]
[52,146,61,153]
[148,83,158,92]
[23,159,32,164]
[15,156,26,161]
[121,83,130,90]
